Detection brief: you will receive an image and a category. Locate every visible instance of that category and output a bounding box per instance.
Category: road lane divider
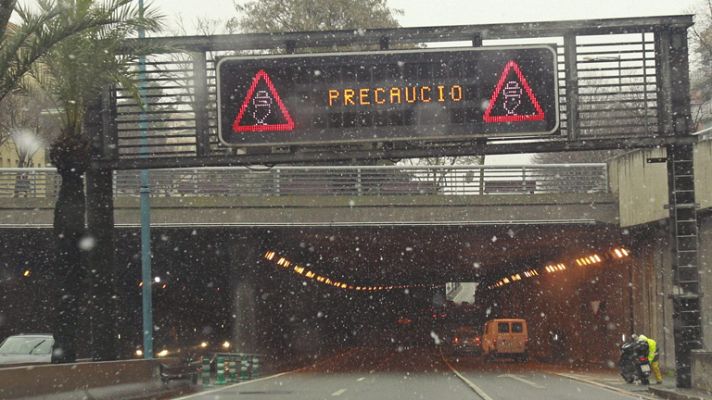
[556,372,658,400]
[172,370,293,399]
[497,373,546,389]
[331,388,348,396]
[440,353,494,400]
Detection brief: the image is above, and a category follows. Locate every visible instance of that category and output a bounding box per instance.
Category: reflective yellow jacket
[638,335,658,361]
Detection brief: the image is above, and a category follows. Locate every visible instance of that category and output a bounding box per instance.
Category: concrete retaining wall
[691,350,712,393]
[0,359,191,399]
[608,148,668,228]
[694,138,712,210]
[628,226,676,370]
[699,214,712,350]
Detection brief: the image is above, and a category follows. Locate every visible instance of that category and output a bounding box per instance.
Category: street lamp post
[138,0,153,360]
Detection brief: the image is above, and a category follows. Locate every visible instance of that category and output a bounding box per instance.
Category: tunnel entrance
[2,223,628,366]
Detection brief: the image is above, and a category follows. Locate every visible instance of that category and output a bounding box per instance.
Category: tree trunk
[0,0,16,39]
[50,135,89,363]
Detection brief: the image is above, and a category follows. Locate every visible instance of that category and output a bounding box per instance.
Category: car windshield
[0,337,51,355]
[2,0,710,398]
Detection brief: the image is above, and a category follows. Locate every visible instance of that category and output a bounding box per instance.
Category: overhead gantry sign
[217,46,559,146]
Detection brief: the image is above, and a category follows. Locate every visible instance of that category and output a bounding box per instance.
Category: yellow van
[481,318,528,361]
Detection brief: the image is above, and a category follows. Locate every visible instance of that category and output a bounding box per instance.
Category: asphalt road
[175,347,655,400]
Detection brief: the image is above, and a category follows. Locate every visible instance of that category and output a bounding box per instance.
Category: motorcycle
[619,340,651,385]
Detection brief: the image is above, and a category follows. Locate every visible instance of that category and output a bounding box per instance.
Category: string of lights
[487,246,631,290]
[262,250,437,292]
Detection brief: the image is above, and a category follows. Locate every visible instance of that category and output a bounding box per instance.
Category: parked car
[0,334,54,366]
[481,319,528,361]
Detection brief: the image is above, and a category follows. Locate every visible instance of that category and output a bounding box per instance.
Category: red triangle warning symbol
[483,60,545,123]
[232,69,295,133]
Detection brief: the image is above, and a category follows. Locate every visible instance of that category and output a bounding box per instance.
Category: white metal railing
[0,164,609,199]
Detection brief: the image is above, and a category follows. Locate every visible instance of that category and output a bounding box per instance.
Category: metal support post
[478,167,485,195]
[379,36,389,50]
[472,33,482,47]
[656,26,702,388]
[564,33,579,140]
[138,0,154,360]
[666,143,702,388]
[356,168,362,196]
[192,51,210,157]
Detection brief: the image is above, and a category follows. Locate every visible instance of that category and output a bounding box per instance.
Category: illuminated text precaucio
[327,84,464,107]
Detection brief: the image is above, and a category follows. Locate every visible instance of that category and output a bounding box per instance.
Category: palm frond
[1,0,163,104]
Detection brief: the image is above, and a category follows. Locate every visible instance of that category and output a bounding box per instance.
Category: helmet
[631,334,638,341]
[637,334,648,342]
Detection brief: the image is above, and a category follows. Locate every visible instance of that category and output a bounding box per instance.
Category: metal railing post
[356,168,362,196]
[274,167,281,196]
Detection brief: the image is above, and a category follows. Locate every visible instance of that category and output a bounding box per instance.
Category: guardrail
[0,164,609,199]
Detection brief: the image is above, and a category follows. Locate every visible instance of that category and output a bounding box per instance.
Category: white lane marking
[357,377,366,382]
[440,355,494,400]
[174,350,358,400]
[172,371,292,400]
[497,373,546,389]
[556,372,658,400]
[331,388,348,396]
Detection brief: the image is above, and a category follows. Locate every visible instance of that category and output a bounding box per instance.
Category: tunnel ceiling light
[487,246,635,291]
[611,247,631,259]
[262,250,438,293]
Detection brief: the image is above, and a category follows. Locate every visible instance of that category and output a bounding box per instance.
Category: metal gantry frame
[91,14,695,170]
[81,15,702,387]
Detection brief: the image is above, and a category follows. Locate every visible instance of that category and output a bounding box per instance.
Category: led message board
[217,45,559,146]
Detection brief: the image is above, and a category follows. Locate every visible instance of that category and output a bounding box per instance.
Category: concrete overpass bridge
[2,140,711,389]
[0,163,615,227]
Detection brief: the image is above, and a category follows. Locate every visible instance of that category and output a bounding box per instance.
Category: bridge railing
[0,164,608,199]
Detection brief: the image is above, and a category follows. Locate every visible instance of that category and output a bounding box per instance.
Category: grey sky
[164,0,703,33]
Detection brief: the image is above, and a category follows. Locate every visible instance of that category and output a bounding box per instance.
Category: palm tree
[1,0,155,103]
[27,0,162,363]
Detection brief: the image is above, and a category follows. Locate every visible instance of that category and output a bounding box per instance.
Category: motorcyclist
[637,334,663,384]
